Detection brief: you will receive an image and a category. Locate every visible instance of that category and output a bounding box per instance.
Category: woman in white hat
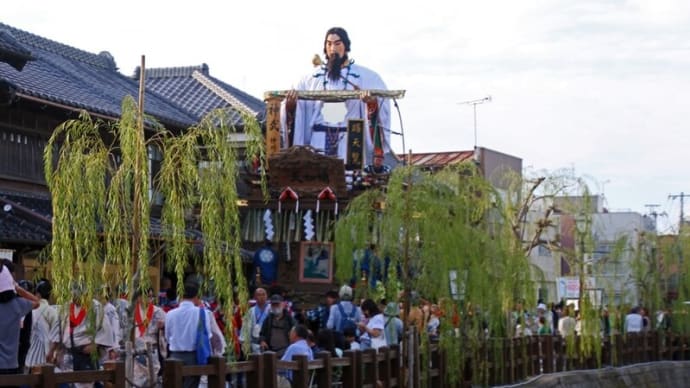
[0,261,39,376]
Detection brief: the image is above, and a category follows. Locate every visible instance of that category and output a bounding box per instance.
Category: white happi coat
[132,303,166,387]
[60,300,116,349]
[281,61,391,162]
[25,300,60,368]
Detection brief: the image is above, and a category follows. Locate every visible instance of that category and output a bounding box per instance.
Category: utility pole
[645,204,660,231]
[668,192,690,231]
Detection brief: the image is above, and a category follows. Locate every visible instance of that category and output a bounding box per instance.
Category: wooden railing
[163,347,400,388]
[0,361,124,387]
[424,331,690,387]
[2,332,688,388]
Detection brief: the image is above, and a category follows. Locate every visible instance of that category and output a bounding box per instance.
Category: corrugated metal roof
[403,150,475,169]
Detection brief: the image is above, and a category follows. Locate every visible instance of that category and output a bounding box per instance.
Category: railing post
[291,354,310,388]
[363,348,378,385]
[263,351,278,388]
[380,346,392,388]
[413,329,420,388]
[554,335,564,373]
[316,351,332,388]
[103,360,125,388]
[341,350,357,388]
[656,331,664,361]
[543,335,554,374]
[247,353,264,388]
[615,334,624,366]
[633,333,641,364]
[162,358,184,388]
[506,338,513,384]
[390,346,402,388]
[207,356,226,388]
[37,364,55,388]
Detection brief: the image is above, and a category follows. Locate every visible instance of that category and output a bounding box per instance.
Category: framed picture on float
[298,241,334,284]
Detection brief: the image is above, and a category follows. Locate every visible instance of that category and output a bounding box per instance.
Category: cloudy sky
[6,1,689,232]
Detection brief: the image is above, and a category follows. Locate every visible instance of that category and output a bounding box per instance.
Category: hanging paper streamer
[316,186,338,215]
[303,209,315,241]
[263,209,274,241]
[278,186,299,213]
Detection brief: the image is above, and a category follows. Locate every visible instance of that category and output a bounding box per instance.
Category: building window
[537,245,552,257]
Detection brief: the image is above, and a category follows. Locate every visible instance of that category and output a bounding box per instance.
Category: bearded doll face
[324,33,349,82]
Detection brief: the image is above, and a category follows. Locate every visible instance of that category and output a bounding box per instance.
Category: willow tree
[658,229,690,334]
[44,95,264,345]
[335,162,535,385]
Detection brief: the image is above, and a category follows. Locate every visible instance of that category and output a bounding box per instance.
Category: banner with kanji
[264,98,281,167]
[346,119,364,170]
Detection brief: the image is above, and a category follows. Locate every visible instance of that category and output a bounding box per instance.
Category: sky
[5,0,689,233]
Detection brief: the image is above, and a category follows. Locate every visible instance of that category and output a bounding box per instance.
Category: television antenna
[458,95,492,149]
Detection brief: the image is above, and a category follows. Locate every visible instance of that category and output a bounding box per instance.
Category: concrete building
[590,211,656,306]
[527,195,656,306]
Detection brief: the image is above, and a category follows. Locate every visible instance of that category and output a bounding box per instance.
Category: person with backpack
[383,302,403,347]
[327,285,362,350]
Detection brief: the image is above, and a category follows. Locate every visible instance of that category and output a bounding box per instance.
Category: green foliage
[666,231,690,334]
[335,162,540,384]
[44,110,109,305]
[45,98,265,350]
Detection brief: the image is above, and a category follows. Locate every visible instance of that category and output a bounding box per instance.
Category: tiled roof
[404,150,475,169]
[0,22,197,128]
[0,190,51,244]
[0,30,33,70]
[0,189,205,245]
[142,64,265,127]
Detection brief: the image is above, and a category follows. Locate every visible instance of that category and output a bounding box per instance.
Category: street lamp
[458,95,492,149]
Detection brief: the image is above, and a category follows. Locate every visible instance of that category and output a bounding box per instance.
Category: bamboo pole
[125,55,146,388]
[402,149,413,388]
[130,54,146,335]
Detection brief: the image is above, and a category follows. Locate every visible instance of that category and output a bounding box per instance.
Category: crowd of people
[510,299,673,339]
[4,248,678,388]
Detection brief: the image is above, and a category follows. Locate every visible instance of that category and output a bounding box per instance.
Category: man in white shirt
[240,287,270,354]
[624,307,644,334]
[165,281,213,388]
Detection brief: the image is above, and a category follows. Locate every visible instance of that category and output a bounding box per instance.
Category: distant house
[404,147,522,190]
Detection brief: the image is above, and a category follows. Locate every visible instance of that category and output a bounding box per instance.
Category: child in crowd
[343,326,360,350]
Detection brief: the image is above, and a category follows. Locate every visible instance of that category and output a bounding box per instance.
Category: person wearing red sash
[59,285,116,388]
[131,290,165,387]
